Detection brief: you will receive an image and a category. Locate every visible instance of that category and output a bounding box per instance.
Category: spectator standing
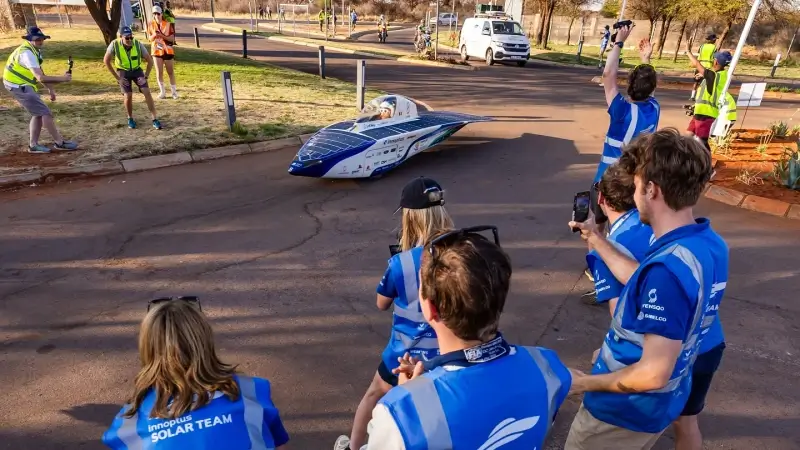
[358,227,572,449]
[102,297,289,449]
[334,176,454,450]
[599,25,610,60]
[148,5,179,99]
[2,26,78,153]
[583,163,653,306]
[267,5,272,20]
[689,34,717,100]
[103,26,162,130]
[685,47,733,151]
[566,128,729,450]
[594,25,660,184]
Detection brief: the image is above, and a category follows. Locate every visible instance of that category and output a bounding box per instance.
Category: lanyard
[422,333,511,371]
[608,209,636,237]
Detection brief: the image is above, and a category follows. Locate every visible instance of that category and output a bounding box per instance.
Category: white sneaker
[158,91,166,99]
[172,91,179,99]
[333,435,351,450]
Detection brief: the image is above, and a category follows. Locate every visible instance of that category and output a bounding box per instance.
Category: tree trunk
[540,1,555,49]
[566,16,574,46]
[717,18,734,48]
[674,19,687,62]
[648,19,655,40]
[657,15,672,59]
[84,0,122,45]
[534,0,546,46]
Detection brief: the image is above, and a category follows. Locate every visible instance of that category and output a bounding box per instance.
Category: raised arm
[602,25,633,106]
[685,41,706,75]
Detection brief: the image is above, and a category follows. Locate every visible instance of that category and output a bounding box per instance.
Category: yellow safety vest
[113,38,142,71]
[698,43,715,68]
[694,69,729,118]
[3,41,42,91]
[725,93,737,122]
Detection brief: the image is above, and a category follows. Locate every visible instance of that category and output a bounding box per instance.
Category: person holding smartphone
[334,176,454,450]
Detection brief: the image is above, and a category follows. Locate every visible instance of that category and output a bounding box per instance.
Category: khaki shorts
[564,403,665,450]
[5,85,51,117]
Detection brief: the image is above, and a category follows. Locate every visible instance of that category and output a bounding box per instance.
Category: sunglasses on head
[147,296,201,311]
[428,225,500,257]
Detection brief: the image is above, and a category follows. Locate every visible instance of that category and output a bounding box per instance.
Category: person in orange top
[148,5,178,99]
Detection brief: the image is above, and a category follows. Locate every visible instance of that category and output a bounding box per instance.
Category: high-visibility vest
[148,19,175,57]
[698,43,716,68]
[694,69,729,118]
[3,41,42,91]
[725,93,737,121]
[113,38,142,71]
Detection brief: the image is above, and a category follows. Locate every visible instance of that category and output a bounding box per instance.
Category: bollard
[319,46,326,79]
[770,53,781,78]
[242,30,248,58]
[356,59,366,111]
[576,38,583,63]
[194,27,200,48]
[221,71,237,131]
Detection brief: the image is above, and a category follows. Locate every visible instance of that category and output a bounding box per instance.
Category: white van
[458,13,530,67]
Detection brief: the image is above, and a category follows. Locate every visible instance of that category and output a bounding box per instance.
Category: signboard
[737,82,766,107]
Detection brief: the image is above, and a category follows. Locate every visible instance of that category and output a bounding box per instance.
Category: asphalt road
[2,16,800,450]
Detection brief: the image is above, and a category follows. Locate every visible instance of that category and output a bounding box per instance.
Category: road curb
[0,136,305,190]
[704,161,799,220]
[200,24,474,71]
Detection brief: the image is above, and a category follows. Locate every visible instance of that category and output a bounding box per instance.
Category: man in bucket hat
[3,26,78,153]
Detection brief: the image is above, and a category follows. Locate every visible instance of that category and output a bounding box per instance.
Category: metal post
[356,59,365,111]
[242,30,248,58]
[194,27,200,47]
[248,0,254,31]
[770,53,781,78]
[434,0,439,59]
[618,0,627,20]
[221,71,236,131]
[211,0,216,22]
[787,25,798,58]
[319,46,326,78]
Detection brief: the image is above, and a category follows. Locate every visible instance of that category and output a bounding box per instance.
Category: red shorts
[688,117,714,138]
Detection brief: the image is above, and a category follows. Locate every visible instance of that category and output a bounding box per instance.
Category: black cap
[707,34,717,41]
[394,176,444,214]
[22,27,50,41]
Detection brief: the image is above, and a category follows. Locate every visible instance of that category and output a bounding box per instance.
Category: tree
[534,0,557,48]
[599,0,619,18]
[85,0,122,45]
[557,0,589,45]
[628,0,668,38]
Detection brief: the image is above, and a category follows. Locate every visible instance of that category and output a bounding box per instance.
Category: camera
[613,19,633,29]
[572,191,591,233]
[683,103,694,117]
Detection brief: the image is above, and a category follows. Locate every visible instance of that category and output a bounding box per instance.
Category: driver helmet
[380,14,384,20]
[379,100,394,117]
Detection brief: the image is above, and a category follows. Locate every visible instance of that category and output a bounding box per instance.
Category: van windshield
[492,21,523,35]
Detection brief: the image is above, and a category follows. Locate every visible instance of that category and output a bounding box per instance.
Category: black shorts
[681,342,726,416]
[377,360,398,387]
[155,53,174,61]
[117,68,149,94]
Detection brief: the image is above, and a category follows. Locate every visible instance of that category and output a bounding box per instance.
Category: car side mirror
[482,29,491,36]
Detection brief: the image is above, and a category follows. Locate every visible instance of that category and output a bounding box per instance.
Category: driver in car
[377,101,394,120]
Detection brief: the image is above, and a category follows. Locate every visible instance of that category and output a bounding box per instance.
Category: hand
[49,90,56,101]
[568,368,588,395]
[568,214,601,249]
[392,352,423,385]
[615,25,633,44]
[638,38,652,59]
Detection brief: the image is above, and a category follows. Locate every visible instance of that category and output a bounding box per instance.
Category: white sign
[737,82,766,107]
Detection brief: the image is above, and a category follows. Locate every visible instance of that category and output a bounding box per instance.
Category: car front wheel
[461,45,469,61]
[485,48,494,65]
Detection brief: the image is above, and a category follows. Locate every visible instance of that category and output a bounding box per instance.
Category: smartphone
[389,244,400,256]
[572,191,591,232]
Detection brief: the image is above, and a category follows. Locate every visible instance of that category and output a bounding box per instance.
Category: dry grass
[0,26,382,173]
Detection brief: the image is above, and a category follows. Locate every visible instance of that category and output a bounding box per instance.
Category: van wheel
[461,45,469,61]
[485,49,494,65]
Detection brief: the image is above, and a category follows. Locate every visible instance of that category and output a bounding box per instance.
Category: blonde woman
[102,296,290,449]
[334,176,454,450]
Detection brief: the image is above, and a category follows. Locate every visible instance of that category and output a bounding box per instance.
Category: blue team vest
[594,96,661,182]
[102,375,286,449]
[379,335,572,449]
[587,209,654,302]
[584,218,728,433]
[697,229,729,354]
[381,247,440,370]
